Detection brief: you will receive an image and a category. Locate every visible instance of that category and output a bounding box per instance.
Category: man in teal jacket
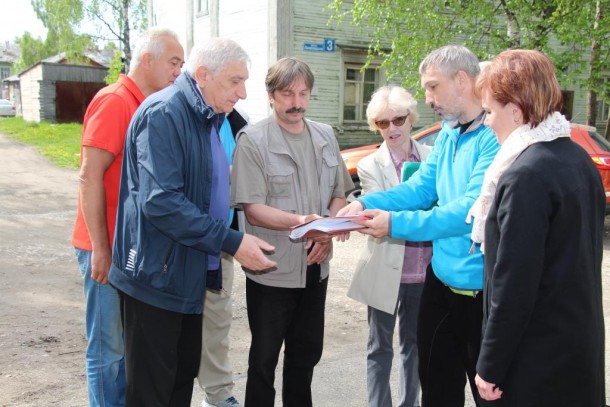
[339,46,500,407]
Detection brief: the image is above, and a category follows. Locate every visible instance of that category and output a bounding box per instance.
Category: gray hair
[129,28,180,72]
[366,86,419,131]
[185,38,250,76]
[419,45,480,79]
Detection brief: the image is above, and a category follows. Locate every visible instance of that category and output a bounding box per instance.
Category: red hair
[475,49,563,127]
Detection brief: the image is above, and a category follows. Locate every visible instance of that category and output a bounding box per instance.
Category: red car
[341,122,610,211]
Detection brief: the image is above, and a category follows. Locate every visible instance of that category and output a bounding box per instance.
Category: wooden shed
[18,54,109,123]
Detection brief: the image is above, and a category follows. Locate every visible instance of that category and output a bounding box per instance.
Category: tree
[105,50,125,84]
[328,0,610,137]
[30,0,93,63]
[86,0,148,70]
[17,0,146,74]
[12,33,47,72]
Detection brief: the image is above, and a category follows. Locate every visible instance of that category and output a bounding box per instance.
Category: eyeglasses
[375,114,409,130]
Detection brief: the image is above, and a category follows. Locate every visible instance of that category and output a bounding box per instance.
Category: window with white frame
[196,0,209,16]
[342,50,384,123]
[0,66,10,80]
[343,65,379,122]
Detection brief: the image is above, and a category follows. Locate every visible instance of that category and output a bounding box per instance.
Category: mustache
[286,107,306,114]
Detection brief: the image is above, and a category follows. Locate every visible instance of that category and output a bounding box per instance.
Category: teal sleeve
[360,141,440,212]
[390,130,500,242]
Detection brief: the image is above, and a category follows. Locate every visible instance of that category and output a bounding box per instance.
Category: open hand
[234,234,277,273]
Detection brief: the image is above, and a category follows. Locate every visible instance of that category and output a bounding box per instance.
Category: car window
[0,100,11,106]
[589,130,610,152]
[416,129,440,147]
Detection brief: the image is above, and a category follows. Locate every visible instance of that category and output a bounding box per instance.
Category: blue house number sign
[304,38,336,53]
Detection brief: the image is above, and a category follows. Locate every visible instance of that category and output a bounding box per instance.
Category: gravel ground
[0,132,607,406]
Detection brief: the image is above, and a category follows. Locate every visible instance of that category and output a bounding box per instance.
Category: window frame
[0,66,11,80]
[195,0,209,17]
[340,49,386,125]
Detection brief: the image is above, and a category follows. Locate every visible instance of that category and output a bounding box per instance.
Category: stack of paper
[289,215,370,240]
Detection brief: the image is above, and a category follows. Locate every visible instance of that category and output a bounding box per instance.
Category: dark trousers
[120,292,202,407]
[244,264,328,407]
[417,266,483,407]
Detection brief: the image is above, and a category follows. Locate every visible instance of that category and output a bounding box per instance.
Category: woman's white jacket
[347,140,430,314]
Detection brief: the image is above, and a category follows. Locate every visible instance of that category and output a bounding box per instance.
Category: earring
[512,109,521,125]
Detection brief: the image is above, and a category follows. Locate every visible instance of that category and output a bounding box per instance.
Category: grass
[0,117,82,169]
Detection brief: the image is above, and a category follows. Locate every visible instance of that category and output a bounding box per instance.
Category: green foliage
[327,0,610,104]
[0,118,82,169]
[13,33,47,72]
[328,0,460,94]
[105,51,124,84]
[87,0,148,70]
[30,0,94,62]
[13,0,147,74]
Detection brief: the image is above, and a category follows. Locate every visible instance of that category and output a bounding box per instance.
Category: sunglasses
[375,114,409,130]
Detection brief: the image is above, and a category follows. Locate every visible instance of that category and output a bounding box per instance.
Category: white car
[0,99,16,117]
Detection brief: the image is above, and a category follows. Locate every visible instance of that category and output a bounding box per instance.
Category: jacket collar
[175,72,217,121]
[375,139,429,168]
[375,140,429,185]
[443,110,486,139]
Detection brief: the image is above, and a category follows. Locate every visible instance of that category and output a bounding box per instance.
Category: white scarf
[466,112,571,252]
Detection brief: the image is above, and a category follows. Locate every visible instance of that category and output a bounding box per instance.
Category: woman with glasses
[347,86,431,407]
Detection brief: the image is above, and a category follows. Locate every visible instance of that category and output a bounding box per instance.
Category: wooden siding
[292,0,400,147]
[290,0,439,147]
[19,63,108,123]
[19,64,43,122]
[150,0,600,147]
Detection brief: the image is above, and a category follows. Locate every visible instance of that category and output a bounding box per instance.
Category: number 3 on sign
[324,38,336,53]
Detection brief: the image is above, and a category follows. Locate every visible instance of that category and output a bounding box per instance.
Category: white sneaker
[202,396,242,407]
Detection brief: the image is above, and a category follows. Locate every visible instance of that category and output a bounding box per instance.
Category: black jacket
[478,138,606,406]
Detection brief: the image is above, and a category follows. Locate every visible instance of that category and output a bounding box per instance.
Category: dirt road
[0,132,374,407]
[0,132,607,406]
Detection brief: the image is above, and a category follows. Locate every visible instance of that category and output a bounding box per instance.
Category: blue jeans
[75,248,125,407]
[367,283,423,407]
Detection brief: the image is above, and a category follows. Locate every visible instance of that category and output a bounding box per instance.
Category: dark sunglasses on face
[375,114,409,130]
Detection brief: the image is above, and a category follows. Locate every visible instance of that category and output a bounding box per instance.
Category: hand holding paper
[355,209,391,239]
[289,215,372,240]
[336,200,364,217]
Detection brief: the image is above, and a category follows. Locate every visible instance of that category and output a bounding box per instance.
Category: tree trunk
[499,0,520,47]
[587,0,602,128]
[122,0,131,72]
[587,90,598,127]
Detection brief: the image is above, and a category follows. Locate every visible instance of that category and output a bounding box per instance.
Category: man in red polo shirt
[72,28,184,407]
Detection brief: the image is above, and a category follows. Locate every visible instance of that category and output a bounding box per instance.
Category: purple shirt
[188,73,230,270]
[389,142,432,284]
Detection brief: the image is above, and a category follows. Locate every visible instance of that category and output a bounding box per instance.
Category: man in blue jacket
[339,45,500,407]
[108,38,276,407]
